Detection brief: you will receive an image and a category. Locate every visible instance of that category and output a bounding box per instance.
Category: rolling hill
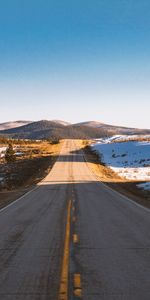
[0,120,150,140]
[0,121,31,131]
[73,121,150,135]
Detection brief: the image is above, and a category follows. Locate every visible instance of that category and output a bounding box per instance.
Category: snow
[0,147,7,158]
[0,147,7,152]
[0,121,31,131]
[91,136,150,181]
[15,152,24,156]
[137,182,150,191]
[52,120,71,126]
[94,134,150,144]
[74,121,103,127]
[0,147,24,157]
[0,145,26,158]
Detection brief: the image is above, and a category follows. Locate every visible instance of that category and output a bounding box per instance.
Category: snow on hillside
[0,121,31,131]
[95,134,150,144]
[52,120,71,126]
[91,136,150,181]
[74,121,103,127]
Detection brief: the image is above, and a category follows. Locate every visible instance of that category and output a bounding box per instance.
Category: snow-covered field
[91,135,150,186]
[95,134,150,144]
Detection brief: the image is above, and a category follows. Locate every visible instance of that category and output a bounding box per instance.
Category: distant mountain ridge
[0,120,32,131]
[52,120,71,126]
[0,120,150,140]
[73,121,104,127]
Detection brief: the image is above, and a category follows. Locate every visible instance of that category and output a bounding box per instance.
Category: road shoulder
[83,142,150,209]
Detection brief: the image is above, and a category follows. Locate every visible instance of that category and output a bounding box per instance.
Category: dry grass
[0,140,62,209]
[82,140,150,208]
[0,140,61,162]
[82,140,124,183]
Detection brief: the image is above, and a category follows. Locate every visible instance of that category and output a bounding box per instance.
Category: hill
[73,121,150,135]
[0,120,150,140]
[0,120,31,131]
[0,120,109,140]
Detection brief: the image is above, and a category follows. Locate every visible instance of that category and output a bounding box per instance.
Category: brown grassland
[0,138,150,210]
[0,139,61,208]
[82,140,150,209]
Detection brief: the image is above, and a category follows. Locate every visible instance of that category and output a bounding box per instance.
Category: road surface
[0,140,150,300]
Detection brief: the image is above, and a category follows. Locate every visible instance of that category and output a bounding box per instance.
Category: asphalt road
[0,140,150,300]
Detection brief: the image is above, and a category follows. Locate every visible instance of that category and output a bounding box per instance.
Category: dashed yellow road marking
[73,233,79,244]
[74,273,81,288]
[74,274,82,297]
[58,200,71,300]
[74,288,82,297]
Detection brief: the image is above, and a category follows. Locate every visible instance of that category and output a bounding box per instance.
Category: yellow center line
[58,200,71,300]
[74,274,82,298]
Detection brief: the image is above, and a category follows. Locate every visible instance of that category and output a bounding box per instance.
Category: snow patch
[0,147,7,158]
[137,182,150,191]
[0,121,31,131]
[91,136,150,181]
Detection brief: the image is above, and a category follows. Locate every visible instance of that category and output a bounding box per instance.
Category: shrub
[5,143,16,163]
[50,139,60,145]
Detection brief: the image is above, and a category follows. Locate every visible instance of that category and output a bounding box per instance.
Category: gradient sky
[0,1,150,128]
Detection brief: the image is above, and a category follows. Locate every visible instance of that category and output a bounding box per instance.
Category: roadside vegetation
[0,138,61,208]
[82,138,150,208]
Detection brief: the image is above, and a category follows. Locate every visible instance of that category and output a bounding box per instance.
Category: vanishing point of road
[0,140,150,300]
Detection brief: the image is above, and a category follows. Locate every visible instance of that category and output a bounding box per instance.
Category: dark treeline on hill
[0,120,150,140]
[0,120,111,140]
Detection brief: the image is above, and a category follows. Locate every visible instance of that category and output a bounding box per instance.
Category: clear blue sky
[0,1,150,128]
